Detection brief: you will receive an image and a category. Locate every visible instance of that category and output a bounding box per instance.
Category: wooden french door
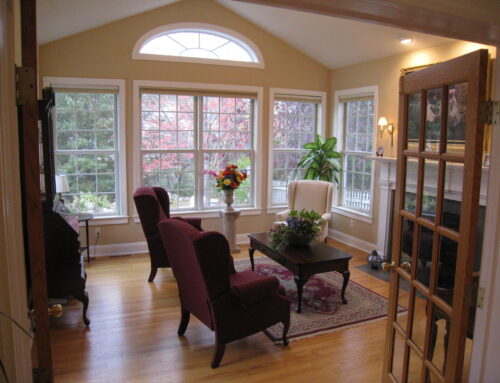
[382,49,489,383]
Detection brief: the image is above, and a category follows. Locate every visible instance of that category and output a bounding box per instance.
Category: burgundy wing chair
[157,218,291,368]
[133,186,202,282]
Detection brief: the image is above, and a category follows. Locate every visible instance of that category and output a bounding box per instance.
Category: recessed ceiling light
[399,37,413,45]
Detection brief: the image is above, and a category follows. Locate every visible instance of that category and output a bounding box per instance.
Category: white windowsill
[332,206,373,224]
[266,206,287,215]
[79,216,129,226]
[132,207,264,223]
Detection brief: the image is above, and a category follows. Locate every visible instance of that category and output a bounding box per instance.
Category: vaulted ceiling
[37,0,456,69]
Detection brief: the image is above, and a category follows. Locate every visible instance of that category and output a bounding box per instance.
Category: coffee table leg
[294,276,308,313]
[249,247,255,271]
[341,270,350,304]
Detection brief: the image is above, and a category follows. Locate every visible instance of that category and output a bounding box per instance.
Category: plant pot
[223,189,234,211]
[286,233,314,247]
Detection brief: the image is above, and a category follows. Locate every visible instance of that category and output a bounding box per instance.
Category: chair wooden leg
[282,319,290,346]
[148,266,158,282]
[177,308,190,336]
[211,341,225,369]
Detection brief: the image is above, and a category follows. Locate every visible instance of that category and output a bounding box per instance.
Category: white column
[219,209,240,253]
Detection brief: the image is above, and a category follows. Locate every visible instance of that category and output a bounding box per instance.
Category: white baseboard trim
[328,228,377,254]
[90,241,148,257]
[90,234,252,257]
[237,233,250,245]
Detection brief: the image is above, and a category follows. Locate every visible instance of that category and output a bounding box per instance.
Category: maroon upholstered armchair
[133,187,202,282]
[158,218,291,368]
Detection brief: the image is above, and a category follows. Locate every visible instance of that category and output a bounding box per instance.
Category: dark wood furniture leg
[249,246,255,271]
[75,290,90,326]
[341,270,350,304]
[211,341,225,369]
[148,266,158,282]
[177,308,190,335]
[85,219,90,262]
[282,319,290,346]
[294,275,309,313]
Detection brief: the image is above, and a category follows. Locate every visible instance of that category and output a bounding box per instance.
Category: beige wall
[329,40,496,244]
[38,0,330,246]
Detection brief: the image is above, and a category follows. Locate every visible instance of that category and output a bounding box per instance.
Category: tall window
[271,94,322,205]
[140,91,255,210]
[339,96,375,213]
[54,88,123,216]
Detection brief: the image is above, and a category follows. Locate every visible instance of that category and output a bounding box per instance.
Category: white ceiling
[37,0,179,44]
[37,0,455,69]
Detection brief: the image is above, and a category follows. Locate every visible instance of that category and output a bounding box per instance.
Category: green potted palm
[296,134,341,184]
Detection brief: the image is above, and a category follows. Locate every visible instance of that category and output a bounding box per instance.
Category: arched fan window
[133,23,264,68]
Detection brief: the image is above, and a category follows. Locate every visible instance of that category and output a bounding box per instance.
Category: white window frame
[132,22,265,69]
[133,80,263,219]
[43,76,128,225]
[333,85,378,224]
[267,88,327,213]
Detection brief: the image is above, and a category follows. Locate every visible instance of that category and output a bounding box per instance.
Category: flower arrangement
[270,209,323,247]
[205,164,247,190]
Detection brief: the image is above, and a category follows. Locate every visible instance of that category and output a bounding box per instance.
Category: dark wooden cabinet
[40,87,90,326]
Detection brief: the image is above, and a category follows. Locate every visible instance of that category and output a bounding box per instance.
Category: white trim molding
[91,235,252,257]
[42,77,128,219]
[132,80,264,216]
[132,22,265,69]
[267,88,327,209]
[332,85,378,222]
[328,228,376,254]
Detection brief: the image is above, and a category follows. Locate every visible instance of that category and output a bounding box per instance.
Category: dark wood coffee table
[248,232,352,313]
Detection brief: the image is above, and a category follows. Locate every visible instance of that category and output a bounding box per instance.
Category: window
[133,23,264,68]
[140,90,255,211]
[270,91,324,206]
[337,95,375,215]
[50,79,126,218]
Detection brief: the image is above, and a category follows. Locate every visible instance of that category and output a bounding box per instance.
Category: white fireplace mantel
[371,156,489,258]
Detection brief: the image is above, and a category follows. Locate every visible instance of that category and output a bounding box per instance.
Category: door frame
[3,0,499,381]
[0,0,32,382]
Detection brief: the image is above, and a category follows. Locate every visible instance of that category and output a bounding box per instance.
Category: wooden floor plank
[51,240,394,383]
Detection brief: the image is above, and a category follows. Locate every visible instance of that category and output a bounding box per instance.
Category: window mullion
[196,96,203,210]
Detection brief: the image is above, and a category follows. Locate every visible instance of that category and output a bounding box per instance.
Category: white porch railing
[343,189,371,212]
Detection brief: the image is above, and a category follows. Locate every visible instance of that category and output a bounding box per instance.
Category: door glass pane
[407,93,421,150]
[408,347,423,383]
[446,83,467,154]
[401,217,414,265]
[429,304,451,373]
[425,88,442,152]
[442,162,461,232]
[392,330,406,383]
[436,236,457,303]
[396,274,411,332]
[404,158,418,213]
[410,291,428,352]
[416,226,434,288]
[422,159,438,221]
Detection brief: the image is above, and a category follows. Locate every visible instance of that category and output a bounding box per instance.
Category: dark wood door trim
[19,0,53,381]
[234,0,500,46]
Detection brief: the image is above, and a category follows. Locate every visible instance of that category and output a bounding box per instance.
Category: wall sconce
[378,117,395,146]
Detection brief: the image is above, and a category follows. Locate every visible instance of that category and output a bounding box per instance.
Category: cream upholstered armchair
[275,180,334,242]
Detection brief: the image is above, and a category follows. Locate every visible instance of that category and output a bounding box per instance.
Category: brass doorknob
[382,261,396,272]
[401,262,412,273]
[48,304,63,318]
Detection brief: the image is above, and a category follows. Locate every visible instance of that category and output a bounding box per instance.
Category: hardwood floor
[51,240,393,383]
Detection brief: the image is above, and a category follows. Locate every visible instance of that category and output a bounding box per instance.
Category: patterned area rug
[234,257,404,342]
